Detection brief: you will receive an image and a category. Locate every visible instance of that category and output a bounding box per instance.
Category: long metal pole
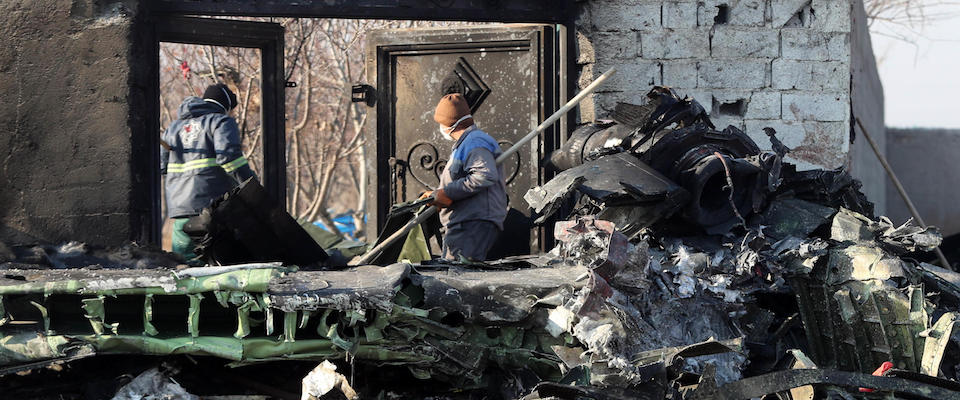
[855,118,952,270]
[353,68,618,265]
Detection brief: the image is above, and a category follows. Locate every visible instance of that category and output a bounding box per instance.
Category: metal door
[363,25,561,257]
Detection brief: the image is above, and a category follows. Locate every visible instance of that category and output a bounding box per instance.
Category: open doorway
[153,17,285,252]
[158,42,263,251]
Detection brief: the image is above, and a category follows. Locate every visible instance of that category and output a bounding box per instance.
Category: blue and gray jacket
[161,97,257,218]
[437,126,509,230]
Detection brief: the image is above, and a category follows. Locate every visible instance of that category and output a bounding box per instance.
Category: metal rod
[855,117,952,270]
[353,68,617,265]
[496,67,617,164]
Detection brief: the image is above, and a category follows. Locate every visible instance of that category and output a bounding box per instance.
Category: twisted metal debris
[2,87,958,399]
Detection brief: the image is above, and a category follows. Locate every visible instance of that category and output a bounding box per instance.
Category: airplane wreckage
[3,87,960,399]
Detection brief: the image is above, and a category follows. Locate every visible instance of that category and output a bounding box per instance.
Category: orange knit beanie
[433,93,472,127]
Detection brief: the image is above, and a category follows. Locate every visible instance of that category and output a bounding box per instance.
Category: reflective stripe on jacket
[161,97,257,218]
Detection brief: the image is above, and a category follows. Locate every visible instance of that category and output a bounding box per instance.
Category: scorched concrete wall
[0,0,148,246]
[575,0,872,177]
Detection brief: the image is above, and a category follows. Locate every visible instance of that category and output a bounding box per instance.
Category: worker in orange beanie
[423,93,508,261]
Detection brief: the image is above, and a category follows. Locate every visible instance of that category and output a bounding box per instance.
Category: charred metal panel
[413,264,588,325]
[364,25,561,256]
[189,179,328,267]
[525,153,689,239]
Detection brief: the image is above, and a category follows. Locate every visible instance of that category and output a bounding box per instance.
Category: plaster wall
[0,0,147,246]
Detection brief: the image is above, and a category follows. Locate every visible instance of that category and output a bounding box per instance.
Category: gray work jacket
[161,97,257,218]
[437,126,509,230]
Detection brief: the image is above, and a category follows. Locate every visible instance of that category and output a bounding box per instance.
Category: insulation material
[301,360,358,400]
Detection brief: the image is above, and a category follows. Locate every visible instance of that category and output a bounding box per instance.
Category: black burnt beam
[147,0,571,23]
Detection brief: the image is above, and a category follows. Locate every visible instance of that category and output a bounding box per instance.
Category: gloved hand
[430,188,453,208]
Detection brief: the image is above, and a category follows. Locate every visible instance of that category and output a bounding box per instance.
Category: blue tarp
[314,213,365,238]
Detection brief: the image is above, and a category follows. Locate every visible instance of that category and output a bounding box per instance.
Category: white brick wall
[577,0,856,170]
[640,29,711,59]
[711,27,780,58]
[781,29,848,61]
[745,91,782,119]
[699,0,766,26]
[662,60,699,87]
[782,92,849,121]
[663,1,700,28]
[698,59,770,88]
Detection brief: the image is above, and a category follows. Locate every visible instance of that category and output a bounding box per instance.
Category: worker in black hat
[160,83,258,260]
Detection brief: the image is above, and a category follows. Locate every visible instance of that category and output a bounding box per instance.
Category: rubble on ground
[2,87,958,399]
[111,365,199,400]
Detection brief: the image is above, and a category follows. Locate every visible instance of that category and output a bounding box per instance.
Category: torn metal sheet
[761,198,836,240]
[0,262,596,389]
[825,244,909,284]
[524,152,689,234]
[554,217,629,280]
[538,87,780,236]
[413,264,589,324]
[190,179,329,267]
[919,262,960,305]
[921,312,960,377]
[830,207,876,242]
[787,239,932,374]
[0,266,284,296]
[523,175,585,222]
[268,263,410,312]
[778,167,875,218]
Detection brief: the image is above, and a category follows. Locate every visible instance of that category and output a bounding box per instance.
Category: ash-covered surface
[2,87,959,399]
[0,241,184,270]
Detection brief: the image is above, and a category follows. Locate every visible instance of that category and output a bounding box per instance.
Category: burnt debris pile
[516,87,957,399]
[527,86,871,237]
[2,87,960,399]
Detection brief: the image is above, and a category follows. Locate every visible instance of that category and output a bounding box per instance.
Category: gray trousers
[441,220,500,261]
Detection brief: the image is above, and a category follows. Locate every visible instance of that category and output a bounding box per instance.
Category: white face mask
[439,125,455,141]
[438,114,473,141]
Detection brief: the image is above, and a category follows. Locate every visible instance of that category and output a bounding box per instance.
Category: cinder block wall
[575,0,859,173]
[0,0,148,246]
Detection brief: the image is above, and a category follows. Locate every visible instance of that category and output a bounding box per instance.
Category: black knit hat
[202,83,238,111]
